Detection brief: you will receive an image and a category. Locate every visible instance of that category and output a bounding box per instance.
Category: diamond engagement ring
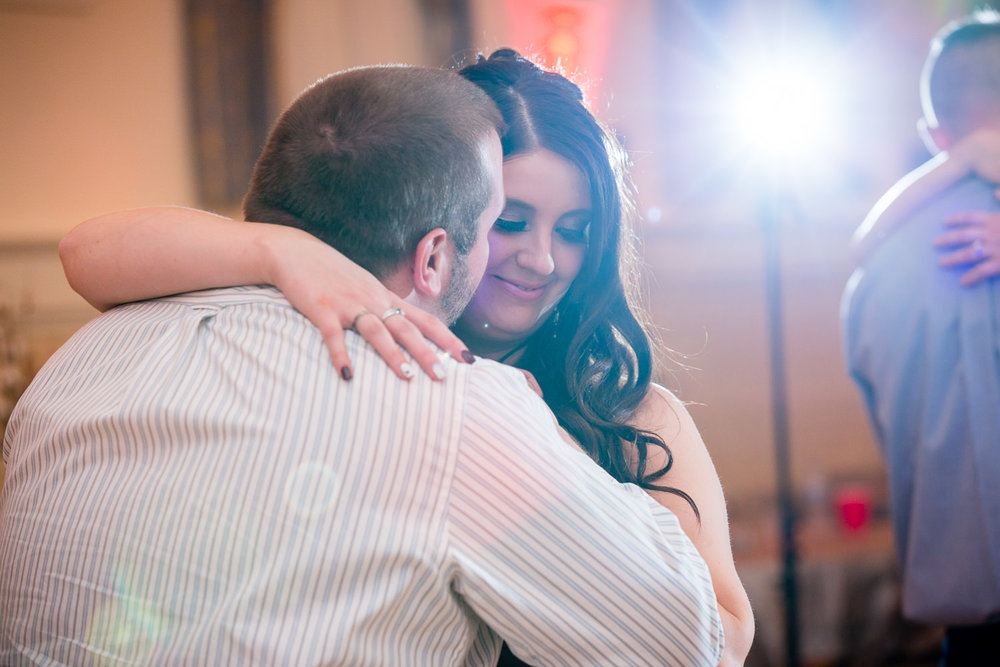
[381,308,405,322]
[973,238,986,260]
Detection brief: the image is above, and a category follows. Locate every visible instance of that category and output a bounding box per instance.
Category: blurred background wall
[0,0,983,663]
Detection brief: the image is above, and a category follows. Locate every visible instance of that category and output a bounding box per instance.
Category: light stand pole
[760,184,801,667]
[721,38,844,665]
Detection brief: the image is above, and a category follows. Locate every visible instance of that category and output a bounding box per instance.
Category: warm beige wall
[0,0,195,244]
[271,0,429,108]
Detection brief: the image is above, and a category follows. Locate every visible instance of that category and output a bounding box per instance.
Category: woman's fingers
[935,226,981,247]
[937,235,1000,285]
[402,305,473,364]
[381,312,452,380]
[266,229,474,380]
[936,212,988,247]
[284,282,467,381]
[933,207,1000,284]
[350,310,417,380]
[938,238,987,265]
[961,257,1000,285]
[338,302,474,381]
[320,326,354,381]
[362,300,473,380]
[943,210,988,227]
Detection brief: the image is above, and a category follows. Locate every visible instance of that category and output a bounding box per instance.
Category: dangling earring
[551,307,560,339]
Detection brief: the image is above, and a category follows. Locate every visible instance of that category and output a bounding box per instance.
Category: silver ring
[351,309,374,331]
[381,308,405,322]
[973,239,985,259]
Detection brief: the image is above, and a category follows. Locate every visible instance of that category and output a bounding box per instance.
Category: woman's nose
[516,234,555,275]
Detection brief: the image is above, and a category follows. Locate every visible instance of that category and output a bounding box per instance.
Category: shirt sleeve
[444,363,724,666]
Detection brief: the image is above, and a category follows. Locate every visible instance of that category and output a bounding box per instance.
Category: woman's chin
[455,319,538,356]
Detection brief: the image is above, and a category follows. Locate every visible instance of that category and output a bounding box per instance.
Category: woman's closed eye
[556,225,588,244]
[492,216,589,244]
[493,218,528,233]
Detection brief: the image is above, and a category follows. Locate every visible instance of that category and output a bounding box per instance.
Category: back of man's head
[244,65,503,279]
[921,9,1000,142]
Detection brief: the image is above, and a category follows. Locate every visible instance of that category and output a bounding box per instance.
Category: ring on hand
[351,309,374,331]
[381,308,405,322]
[973,239,986,260]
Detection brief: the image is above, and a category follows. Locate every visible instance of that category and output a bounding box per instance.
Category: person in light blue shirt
[843,11,1000,664]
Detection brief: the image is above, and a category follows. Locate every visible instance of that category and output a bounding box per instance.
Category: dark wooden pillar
[184,0,272,209]
[417,0,472,67]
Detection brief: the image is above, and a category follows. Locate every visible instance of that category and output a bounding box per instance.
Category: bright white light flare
[725,59,843,170]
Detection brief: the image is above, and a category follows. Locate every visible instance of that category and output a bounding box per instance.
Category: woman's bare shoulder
[632,383,700,442]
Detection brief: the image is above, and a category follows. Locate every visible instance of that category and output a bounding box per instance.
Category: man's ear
[412,227,450,298]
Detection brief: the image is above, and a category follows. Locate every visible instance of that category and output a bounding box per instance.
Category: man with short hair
[0,65,722,666]
[843,11,1000,664]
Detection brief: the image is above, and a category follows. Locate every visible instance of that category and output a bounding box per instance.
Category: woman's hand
[853,129,1000,266]
[934,207,1000,285]
[260,226,475,381]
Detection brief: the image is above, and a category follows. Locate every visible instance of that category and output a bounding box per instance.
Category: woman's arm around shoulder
[852,128,1000,265]
[631,383,754,667]
[59,205,471,380]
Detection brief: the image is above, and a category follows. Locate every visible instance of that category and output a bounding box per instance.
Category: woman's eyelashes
[493,218,527,233]
[492,217,590,244]
[557,225,589,244]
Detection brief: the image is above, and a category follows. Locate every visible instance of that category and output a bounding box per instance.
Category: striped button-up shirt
[1,286,722,666]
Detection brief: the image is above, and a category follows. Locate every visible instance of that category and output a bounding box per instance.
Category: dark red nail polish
[340,366,353,381]
[461,350,475,364]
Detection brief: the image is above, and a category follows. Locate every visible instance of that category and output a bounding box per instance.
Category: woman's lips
[493,275,547,301]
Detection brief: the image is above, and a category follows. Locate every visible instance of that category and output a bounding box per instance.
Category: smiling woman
[452,148,590,360]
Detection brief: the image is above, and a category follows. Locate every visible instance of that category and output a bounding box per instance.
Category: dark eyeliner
[493,218,526,232]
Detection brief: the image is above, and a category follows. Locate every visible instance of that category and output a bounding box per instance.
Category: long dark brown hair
[459,49,697,516]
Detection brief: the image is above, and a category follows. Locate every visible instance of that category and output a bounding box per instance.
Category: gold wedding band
[381,308,405,322]
[351,309,374,331]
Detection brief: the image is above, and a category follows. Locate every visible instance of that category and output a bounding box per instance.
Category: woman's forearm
[59,205,472,380]
[851,151,957,264]
[60,206,286,311]
[852,129,1000,265]
[634,385,755,666]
